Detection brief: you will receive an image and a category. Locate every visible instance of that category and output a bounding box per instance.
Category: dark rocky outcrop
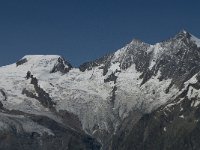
[50,57,72,74]
[104,73,118,83]
[22,73,56,111]
[79,54,113,73]
[26,71,31,79]
[16,58,28,66]
[0,89,7,101]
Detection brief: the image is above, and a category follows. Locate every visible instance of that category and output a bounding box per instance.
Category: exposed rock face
[79,54,113,73]
[16,58,28,66]
[50,57,72,74]
[0,30,200,149]
[142,31,200,88]
[0,89,7,101]
[79,39,151,76]
[22,72,56,111]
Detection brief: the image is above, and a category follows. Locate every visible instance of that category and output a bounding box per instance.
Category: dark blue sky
[0,0,200,66]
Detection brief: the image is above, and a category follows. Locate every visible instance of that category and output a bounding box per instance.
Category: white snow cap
[22,55,62,61]
[17,55,70,75]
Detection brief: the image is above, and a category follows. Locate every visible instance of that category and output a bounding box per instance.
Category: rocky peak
[174,29,191,39]
[167,30,200,48]
[128,38,147,46]
[79,39,151,74]
[144,30,200,88]
[50,56,72,74]
[111,39,151,71]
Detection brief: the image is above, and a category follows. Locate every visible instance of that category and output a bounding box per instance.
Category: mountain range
[0,30,200,150]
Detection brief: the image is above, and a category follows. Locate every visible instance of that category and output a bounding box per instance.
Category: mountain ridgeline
[0,30,200,149]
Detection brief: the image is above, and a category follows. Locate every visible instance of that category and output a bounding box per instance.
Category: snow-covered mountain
[0,30,200,149]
